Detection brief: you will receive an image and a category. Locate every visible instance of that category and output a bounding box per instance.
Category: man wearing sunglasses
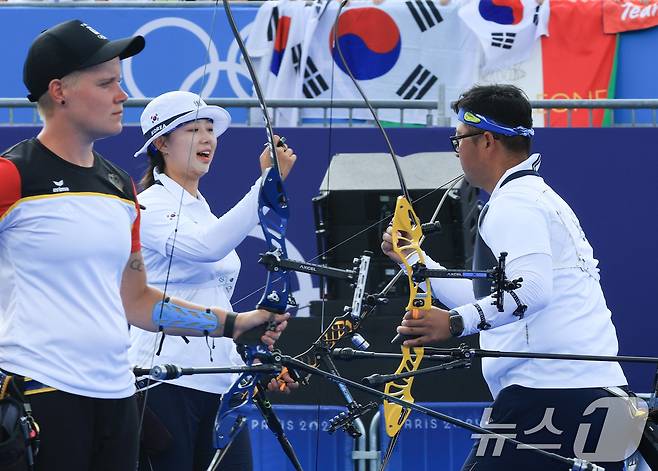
[382,85,632,470]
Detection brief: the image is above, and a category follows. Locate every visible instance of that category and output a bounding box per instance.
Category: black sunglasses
[449,131,485,153]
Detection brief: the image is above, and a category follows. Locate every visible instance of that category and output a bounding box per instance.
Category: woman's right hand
[259,134,297,180]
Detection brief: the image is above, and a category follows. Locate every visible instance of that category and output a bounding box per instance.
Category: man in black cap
[0,19,289,471]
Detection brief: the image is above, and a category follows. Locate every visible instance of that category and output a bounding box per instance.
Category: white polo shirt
[128,171,261,394]
[426,154,627,398]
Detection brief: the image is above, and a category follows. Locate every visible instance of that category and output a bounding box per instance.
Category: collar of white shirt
[153,168,208,207]
[490,153,542,196]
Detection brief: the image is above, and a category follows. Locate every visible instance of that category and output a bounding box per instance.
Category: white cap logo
[80,23,107,40]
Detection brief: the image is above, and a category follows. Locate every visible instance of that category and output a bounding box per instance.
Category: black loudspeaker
[312,152,480,306]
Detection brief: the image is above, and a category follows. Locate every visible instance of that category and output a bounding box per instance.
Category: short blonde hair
[35,71,81,120]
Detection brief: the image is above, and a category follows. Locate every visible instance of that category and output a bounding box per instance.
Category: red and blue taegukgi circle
[271,16,292,75]
[330,8,401,80]
[478,0,525,25]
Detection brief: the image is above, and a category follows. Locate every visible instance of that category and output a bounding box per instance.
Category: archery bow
[329,2,431,468]
[208,1,302,469]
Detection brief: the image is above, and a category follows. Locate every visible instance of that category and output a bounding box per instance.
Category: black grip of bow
[391,331,421,345]
[234,313,278,346]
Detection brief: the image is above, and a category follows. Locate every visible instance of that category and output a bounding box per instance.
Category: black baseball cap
[23,19,145,102]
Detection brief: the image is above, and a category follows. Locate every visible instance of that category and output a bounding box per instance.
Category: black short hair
[452,84,533,155]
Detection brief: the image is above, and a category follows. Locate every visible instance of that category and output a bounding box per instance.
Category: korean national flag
[459,0,550,74]
[301,0,481,125]
[247,0,323,125]
[246,0,279,96]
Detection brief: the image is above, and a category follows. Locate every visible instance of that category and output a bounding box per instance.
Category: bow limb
[221,0,291,318]
[330,1,430,463]
[220,0,287,360]
[223,0,279,169]
[211,346,286,464]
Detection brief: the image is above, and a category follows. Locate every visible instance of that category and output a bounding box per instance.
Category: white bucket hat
[134,91,231,157]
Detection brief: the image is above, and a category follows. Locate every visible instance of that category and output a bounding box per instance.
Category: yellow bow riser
[382,196,432,437]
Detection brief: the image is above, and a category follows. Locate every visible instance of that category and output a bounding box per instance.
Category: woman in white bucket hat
[129,91,297,471]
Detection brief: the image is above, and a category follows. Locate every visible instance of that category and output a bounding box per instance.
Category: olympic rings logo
[123,17,253,98]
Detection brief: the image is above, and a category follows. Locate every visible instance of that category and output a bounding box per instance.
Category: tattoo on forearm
[129,258,144,272]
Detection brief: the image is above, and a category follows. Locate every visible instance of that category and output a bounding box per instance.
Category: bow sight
[410,251,524,315]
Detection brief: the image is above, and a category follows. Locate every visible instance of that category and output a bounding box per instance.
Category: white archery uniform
[128,170,261,394]
[422,154,627,398]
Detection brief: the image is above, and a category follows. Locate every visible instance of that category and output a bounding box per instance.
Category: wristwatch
[448,310,464,337]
